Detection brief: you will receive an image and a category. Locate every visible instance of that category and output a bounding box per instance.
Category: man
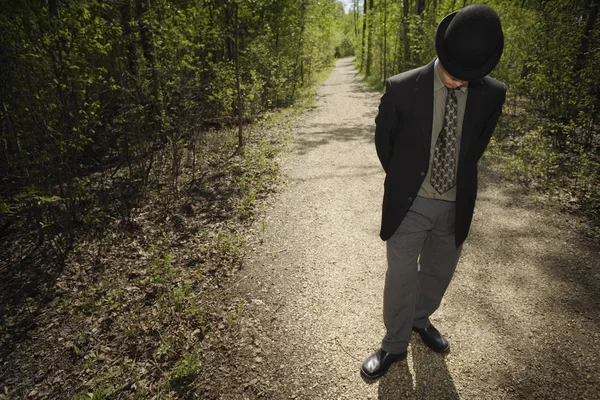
[361,4,506,379]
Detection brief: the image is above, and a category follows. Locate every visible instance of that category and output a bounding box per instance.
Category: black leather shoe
[360,348,407,380]
[412,324,450,353]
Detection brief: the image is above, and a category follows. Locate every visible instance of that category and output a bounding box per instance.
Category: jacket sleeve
[374,79,399,173]
[475,84,506,160]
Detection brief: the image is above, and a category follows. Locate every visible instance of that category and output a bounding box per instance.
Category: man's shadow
[377,335,460,399]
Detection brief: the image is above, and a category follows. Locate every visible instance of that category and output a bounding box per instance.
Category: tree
[354,0,600,223]
[366,0,374,76]
[0,0,348,256]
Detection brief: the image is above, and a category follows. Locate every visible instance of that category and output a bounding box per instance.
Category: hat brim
[435,11,504,81]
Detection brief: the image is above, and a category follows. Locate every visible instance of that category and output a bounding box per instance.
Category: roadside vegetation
[349,0,599,232]
[0,0,343,397]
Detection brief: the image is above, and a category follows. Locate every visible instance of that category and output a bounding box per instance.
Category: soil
[202,57,600,399]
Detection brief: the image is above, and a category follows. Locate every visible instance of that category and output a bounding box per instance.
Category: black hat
[435,4,504,81]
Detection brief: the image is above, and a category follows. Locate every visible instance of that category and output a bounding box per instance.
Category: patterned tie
[431,88,459,194]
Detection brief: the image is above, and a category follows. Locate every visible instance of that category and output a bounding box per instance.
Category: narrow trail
[229,58,600,399]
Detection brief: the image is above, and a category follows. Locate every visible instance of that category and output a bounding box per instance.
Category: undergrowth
[0,58,335,398]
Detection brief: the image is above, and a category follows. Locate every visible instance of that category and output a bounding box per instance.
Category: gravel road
[227,57,600,399]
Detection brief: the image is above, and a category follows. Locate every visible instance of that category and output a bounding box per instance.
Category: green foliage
[0,0,347,258]
[214,231,247,256]
[167,350,202,391]
[500,126,560,190]
[149,247,175,285]
[74,388,111,400]
[1,4,344,395]
[234,138,280,221]
[354,0,600,224]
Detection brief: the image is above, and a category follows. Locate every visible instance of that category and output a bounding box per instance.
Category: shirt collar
[434,58,468,93]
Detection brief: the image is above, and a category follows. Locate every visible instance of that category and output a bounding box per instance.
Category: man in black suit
[361,4,506,379]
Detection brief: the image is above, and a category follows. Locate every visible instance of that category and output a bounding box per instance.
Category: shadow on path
[451,166,600,398]
[378,341,459,400]
[475,167,600,329]
[294,122,376,155]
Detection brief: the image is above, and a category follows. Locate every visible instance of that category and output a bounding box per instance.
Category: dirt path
[225,57,600,399]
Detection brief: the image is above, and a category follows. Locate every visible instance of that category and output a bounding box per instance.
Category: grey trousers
[381,196,462,354]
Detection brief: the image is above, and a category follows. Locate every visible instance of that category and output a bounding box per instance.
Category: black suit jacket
[375,59,506,246]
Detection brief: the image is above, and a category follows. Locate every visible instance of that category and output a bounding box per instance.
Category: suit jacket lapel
[414,60,435,160]
[459,80,484,164]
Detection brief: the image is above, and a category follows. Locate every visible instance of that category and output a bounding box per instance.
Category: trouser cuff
[381,339,408,354]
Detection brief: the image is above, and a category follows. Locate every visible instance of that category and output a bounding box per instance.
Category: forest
[0,0,345,254]
[1,0,347,397]
[0,0,598,398]
[349,0,599,227]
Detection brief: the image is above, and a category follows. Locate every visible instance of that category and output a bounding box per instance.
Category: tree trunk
[120,1,137,76]
[354,0,359,38]
[403,0,410,69]
[1,101,23,173]
[136,0,162,140]
[136,0,159,101]
[417,0,425,15]
[361,0,367,71]
[573,0,599,79]
[291,1,308,99]
[395,21,401,76]
[234,2,243,149]
[47,0,59,18]
[225,3,234,61]
[383,0,387,84]
[366,0,374,76]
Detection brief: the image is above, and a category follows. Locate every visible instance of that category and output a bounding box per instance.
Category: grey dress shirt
[418,58,468,201]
